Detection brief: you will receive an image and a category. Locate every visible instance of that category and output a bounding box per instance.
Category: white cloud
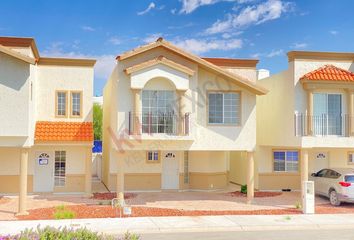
[171,8,177,14]
[108,37,122,45]
[329,30,338,35]
[81,26,95,32]
[143,33,163,43]
[180,0,221,14]
[291,42,308,49]
[42,42,115,80]
[137,2,156,15]
[266,49,284,57]
[250,49,284,58]
[205,0,294,34]
[172,38,242,54]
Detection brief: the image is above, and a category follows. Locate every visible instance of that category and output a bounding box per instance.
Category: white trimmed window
[71,92,82,117]
[56,91,67,116]
[349,152,354,164]
[54,151,66,186]
[208,92,240,125]
[147,151,160,163]
[273,150,299,172]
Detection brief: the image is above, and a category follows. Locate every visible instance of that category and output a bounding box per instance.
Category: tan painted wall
[54,175,85,193]
[229,151,248,185]
[189,172,228,190]
[0,175,33,193]
[258,173,301,190]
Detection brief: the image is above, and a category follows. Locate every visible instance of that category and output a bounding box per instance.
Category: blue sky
[0,0,353,95]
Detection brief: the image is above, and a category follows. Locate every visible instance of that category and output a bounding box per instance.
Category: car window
[345,175,354,183]
[324,170,340,179]
[316,169,328,177]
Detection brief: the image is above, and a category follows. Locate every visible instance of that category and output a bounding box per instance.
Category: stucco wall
[0,53,31,138]
[36,65,93,122]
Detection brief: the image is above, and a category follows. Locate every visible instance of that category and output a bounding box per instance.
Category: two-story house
[0,37,95,215]
[102,38,267,202]
[257,51,354,193]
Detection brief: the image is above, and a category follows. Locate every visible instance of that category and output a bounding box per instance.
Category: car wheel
[329,190,341,206]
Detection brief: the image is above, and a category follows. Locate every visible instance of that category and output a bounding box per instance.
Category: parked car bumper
[338,194,354,203]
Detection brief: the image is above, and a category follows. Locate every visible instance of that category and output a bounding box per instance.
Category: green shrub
[0,227,140,240]
[53,205,76,220]
[241,184,247,194]
[294,202,302,209]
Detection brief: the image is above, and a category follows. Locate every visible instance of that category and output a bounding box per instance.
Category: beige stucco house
[257,51,354,191]
[102,38,267,201]
[0,37,95,214]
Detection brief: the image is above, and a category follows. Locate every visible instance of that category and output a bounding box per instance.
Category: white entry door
[34,152,54,192]
[314,152,329,172]
[162,152,179,190]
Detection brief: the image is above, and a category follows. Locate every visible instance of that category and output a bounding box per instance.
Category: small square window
[147,151,160,163]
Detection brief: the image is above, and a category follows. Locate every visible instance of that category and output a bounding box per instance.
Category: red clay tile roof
[35,121,93,142]
[300,64,354,82]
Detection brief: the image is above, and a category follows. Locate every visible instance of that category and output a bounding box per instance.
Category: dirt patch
[0,197,10,205]
[17,205,302,220]
[316,203,354,214]
[92,192,137,200]
[226,191,282,198]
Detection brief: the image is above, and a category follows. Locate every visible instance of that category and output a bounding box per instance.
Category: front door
[162,152,179,190]
[34,152,54,192]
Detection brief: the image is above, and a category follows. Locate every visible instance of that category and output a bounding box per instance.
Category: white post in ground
[247,151,255,204]
[85,146,92,196]
[17,148,29,216]
[116,154,124,201]
[301,149,309,212]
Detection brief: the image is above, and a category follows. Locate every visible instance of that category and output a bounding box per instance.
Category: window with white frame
[56,91,67,116]
[142,90,175,134]
[184,151,189,184]
[71,92,82,117]
[349,152,354,164]
[146,151,160,163]
[208,92,240,125]
[273,150,299,172]
[313,93,342,135]
[54,151,66,186]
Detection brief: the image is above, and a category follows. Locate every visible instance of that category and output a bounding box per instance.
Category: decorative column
[307,90,314,136]
[347,89,354,136]
[132,89,141,135]
[301,149,309,192]
[116,154,124,201]
[85,146,92,196]
[246,151,255,204]
[177,90,187,136]
[17,148,29,216]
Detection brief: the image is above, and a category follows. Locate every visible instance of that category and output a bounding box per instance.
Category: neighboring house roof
[38,57,96,67]
[300,65,354,82]
[0,36,40,59]
[117,38,268,95]
[35,121,93,142]
[0,44,36,64]
[202,58,259,68]
[125,55,195,76]
[288,50,354,62]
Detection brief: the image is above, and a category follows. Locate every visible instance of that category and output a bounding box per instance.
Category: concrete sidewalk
[1,214,354,235]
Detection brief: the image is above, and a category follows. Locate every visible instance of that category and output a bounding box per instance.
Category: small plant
[53,205,76,220]
[241,184,247,194]
[122,232,140,240]
[294,202,302,209]
[0,227,139,240]
[284,215,291,221]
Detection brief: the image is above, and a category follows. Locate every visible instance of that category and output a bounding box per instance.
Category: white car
[309,168,354,206]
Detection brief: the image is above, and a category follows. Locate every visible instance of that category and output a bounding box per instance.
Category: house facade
[256,51,354,191]
[0,37,95,214]
[102,38,267,201]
